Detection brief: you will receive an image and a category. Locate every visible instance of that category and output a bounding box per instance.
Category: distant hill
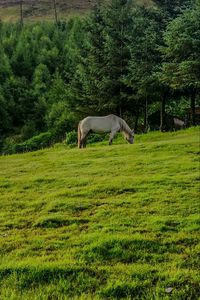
[0,0,153,22]
[0,0,97,22]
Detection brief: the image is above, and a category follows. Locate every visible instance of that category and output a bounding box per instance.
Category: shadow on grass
[33,216,89,228]
[0,265,107,296]
[78,237,183,263]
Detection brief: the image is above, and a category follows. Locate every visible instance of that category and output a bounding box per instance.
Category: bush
[66,130,77,146]
[2,131,56,155]
[21,121,37,140]
[66,130,107,147]
[88,133,106,143]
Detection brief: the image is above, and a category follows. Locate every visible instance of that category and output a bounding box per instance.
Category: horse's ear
[131,129,134,134]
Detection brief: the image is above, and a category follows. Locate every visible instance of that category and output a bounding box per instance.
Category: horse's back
[80,115,119,133]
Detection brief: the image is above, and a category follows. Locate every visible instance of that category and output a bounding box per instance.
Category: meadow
[0,127,199,299]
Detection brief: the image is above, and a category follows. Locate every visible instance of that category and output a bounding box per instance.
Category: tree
[11,29,35,80]
[0,91,11,136]
[124,7,162,131]
[84,4,106,110]
[100,0,133,116]
[0,47,11,81]
[52,0,58,24]
[70,0,134,117]
[69,4,107,115]
[20,0,23,27]
[0,46,13,136]
[4,76,35,130]
[161,1,200,125]
[153,0,192,19]
[65,17,96,115]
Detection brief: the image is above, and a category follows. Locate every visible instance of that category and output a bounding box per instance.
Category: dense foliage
[0,0,199,152]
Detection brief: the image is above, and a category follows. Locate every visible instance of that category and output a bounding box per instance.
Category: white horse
[78,114,134,148]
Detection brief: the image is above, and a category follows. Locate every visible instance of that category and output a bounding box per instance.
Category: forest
[0,0,199,153]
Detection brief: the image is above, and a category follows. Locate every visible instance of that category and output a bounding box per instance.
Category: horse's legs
[109,130,117,145]
[79,139,83,148]
[82,136,87,148]
[80,131,88,148]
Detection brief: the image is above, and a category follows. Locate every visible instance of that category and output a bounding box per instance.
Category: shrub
[88,133,107,144]
[21,121,37,140]
[66,130,77,146]
[66,130,107,147]
[2,131,56,155]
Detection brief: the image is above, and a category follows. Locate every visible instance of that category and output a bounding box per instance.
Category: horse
[78,114,134,148]
[173,117,185,130]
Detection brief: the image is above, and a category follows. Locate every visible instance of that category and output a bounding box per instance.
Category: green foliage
[66,130,107,147]
[33,63,51,96]
[66,130,77,146]
[124,6,163,114]
[87,133,107,144]
[2,131,56,154]
[153,0,192,18]
[161,1,200,91]
[71,0,135,115]
[20,120,37,140]
[0,92,11,136]
[0,45,12,82]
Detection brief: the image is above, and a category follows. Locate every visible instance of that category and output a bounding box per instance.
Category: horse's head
[124,129,134,144]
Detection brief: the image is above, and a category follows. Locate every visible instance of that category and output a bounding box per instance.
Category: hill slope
[0,0,95,22]
[0,0,153,22]
[0,127,199,299]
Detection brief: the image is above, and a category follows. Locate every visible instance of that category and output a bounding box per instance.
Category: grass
[0,127,199,299]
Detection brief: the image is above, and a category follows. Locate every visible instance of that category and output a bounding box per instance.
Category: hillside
[0,127,199,299]
[0,0,95,22]
[0,0,153,22]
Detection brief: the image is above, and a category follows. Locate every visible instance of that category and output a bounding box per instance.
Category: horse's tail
[78,122,81,148]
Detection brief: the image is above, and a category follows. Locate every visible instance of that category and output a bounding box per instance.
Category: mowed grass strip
[0,127,199,299]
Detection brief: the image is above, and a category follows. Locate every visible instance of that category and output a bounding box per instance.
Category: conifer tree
[161,1,200,125]
[124,7,162,131]
[100,0,133,116]
[154,0,192,19]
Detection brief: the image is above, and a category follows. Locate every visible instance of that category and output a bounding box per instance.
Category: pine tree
[154,0,192,19]
[124,6,162,131]
[101,0,133,116]
[161,1,200,125]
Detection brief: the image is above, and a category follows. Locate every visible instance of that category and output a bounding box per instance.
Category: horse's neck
[119,118,131,134]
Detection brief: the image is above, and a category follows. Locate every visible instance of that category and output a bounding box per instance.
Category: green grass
[0,127,199,299]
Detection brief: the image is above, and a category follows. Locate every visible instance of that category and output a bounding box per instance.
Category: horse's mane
[119,117,132,134]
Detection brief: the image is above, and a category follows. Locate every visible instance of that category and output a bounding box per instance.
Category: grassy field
[0,127,199,299]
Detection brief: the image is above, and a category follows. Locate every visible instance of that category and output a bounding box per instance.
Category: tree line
[0,0,199,152]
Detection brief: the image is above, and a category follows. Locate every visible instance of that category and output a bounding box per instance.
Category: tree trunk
[53,0,58,24]
[134,111,139,132]
[144,96,148,133]
[160,93,166,132]
[20,1,23,27]
[191,90,196,126]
